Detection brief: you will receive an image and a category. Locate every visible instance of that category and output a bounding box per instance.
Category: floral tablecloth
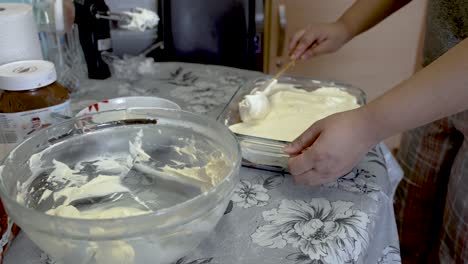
[4,61,403,264]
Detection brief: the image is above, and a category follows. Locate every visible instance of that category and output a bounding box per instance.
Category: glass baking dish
[217,76,367,172]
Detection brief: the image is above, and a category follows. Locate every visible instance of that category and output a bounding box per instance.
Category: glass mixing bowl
[0,108,241,264]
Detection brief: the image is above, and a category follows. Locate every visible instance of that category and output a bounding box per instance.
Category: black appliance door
[158,0,257,70]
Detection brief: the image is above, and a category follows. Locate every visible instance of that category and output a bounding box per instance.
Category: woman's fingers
[291,33,318,60]
[287,146,321,176]
[289,29,306,54]
[283,123,321,154]
[292,168,328,186]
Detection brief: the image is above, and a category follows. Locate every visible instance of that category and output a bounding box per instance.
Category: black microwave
[152,0,264,71]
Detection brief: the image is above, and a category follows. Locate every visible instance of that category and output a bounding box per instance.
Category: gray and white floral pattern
[262,174,285,190]
[232,180,270,208]
[325,168,381,201]
[39,252,56,264]
[251,199,370,264]
[164,66,245,114]
[377,246,401,264]
[367,146,387,170]
[286,251,326,264]
[173,257,215,264]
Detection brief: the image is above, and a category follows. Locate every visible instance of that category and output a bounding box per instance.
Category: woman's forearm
[364,38,468,141]
[338,0,412,39]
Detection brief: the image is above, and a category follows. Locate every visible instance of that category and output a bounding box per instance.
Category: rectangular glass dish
[217,76,367,172]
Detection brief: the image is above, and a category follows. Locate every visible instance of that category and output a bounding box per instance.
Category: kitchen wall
[286,0,428,149]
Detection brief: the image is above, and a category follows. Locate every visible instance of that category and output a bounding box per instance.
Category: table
[4,61,403,264]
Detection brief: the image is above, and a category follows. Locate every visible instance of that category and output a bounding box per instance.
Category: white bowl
[76,96,181,117]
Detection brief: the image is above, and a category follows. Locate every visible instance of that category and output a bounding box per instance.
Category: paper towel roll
[0,3,43,65]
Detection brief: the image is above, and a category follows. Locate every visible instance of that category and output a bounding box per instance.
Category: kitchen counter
[4,61,402,264]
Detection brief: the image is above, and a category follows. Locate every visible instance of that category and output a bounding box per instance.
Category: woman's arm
[339,0,413,38]
[285,38,468,185]
[366,38,468,140]
[290,0,413,59]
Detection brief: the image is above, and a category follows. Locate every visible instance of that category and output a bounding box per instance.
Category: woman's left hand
[283,108,379,186]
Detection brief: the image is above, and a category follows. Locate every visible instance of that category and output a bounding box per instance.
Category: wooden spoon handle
[273,59,297,80]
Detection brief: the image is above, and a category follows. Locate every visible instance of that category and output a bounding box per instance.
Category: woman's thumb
[283,124,321,154]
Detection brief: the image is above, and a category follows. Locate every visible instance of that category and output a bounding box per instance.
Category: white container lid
[0,60,57,91]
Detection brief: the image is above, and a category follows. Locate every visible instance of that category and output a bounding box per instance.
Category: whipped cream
[239,93,270,123]
[239,82,301,122]
[17,130,151,216]
[47,205,148,219]
[120,7,159,32]
[49,174,131,207]
[231,84,360,142]
[17,129,229,215]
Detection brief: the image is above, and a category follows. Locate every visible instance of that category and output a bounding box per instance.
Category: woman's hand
[283,108,380,186]
[289,21,352,60]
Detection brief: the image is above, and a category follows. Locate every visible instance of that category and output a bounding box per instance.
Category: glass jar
[0,60,71,155]
[33,0,85,91]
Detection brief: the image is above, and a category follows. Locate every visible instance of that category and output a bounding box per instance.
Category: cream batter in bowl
[218,76,366,171]
[0,108,241,264]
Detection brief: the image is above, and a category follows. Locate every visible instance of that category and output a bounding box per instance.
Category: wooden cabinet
[263,0,427,149]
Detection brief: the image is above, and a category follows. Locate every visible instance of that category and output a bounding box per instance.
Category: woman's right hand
[289,21,352,60]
